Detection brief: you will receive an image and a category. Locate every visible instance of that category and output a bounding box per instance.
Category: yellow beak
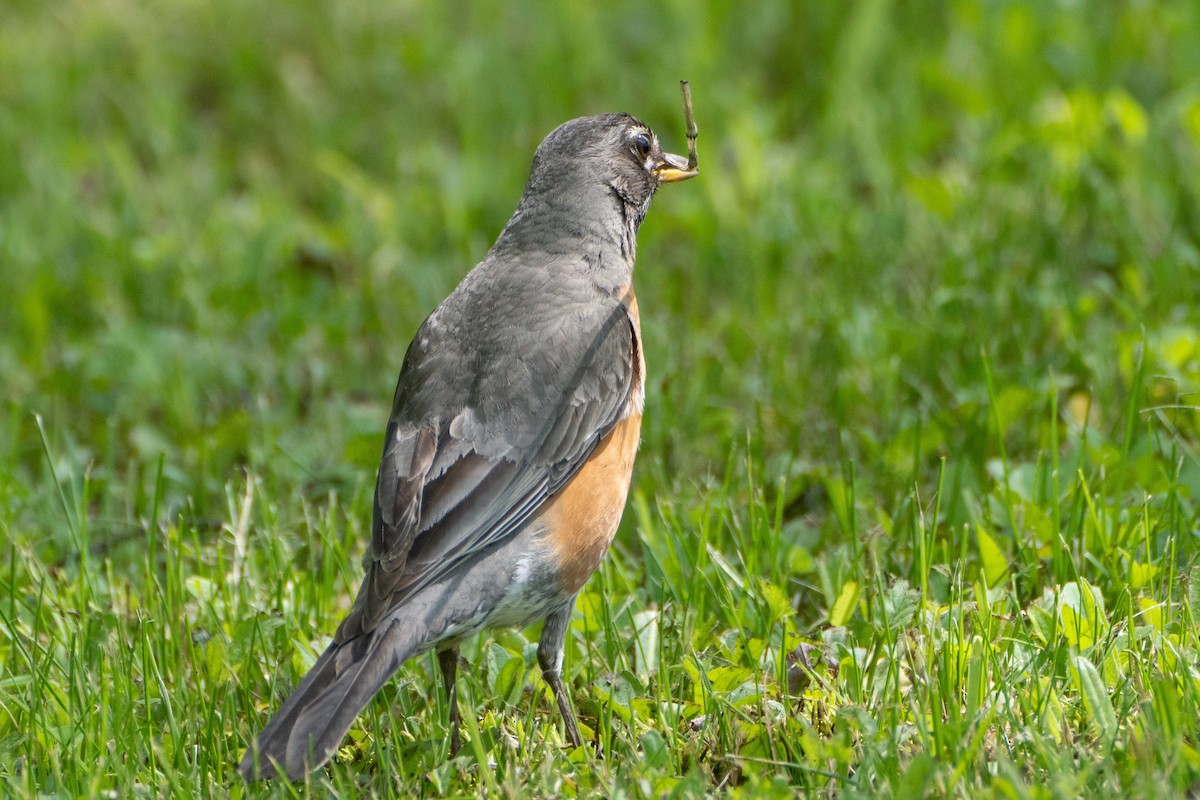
[655,151,699,183]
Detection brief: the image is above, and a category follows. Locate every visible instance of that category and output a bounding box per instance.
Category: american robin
[239,105,698,781]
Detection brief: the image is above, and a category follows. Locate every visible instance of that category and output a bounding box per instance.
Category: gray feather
[238,620,414,781]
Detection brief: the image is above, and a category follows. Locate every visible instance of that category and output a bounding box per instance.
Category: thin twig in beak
[680,80,699,172]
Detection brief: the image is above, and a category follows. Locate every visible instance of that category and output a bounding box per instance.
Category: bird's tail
[238,618,416,782]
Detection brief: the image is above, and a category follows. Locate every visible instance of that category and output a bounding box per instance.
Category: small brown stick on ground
[680,80,699,172]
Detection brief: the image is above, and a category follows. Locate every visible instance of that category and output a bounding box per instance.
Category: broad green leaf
[706,666,753,694]
[640,729,669,770]
[829,581,860,627]
[1159,634,1182,673]
[185,575,217,603]
[1036,676,1066,745]
[824,476,854,538]
[1102,649,1128,689]
[203,636,228,683]
[632,608,659,681]
[788,545,815,575]
[1129,561,1159,590]
[1027,601,1055,646]
[876,579,920,631]
[1137,598,1164,632]
[1060,604,1085,649]
[494,654,525,707]
[965,637,985,721]
[728,680,766,708]
[592,674,637,724]
[485,642,511,685]
[1058,581,1108,649]
[1149,676,1181,751]
[1071,655,1118,745]
[742,637,767,664]
[759,579,794,622]
[976,525,1008,588]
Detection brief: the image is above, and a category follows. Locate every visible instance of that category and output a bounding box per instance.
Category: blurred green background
[2,0,1199,796]
[4,0,1196,535]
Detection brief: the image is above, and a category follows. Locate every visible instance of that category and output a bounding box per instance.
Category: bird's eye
[631,132,652,160]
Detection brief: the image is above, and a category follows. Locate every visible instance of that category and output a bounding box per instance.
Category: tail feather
[238,619,416,781]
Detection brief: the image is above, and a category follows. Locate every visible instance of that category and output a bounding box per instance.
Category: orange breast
[545,410,643,594]
[543,289,644,594]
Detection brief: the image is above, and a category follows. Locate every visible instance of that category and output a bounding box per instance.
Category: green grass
[3,0,1200,797]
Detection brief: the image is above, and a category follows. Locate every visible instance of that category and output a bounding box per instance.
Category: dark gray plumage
[239,112,696,782]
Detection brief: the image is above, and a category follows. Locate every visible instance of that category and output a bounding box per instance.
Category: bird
[238,109,698,782]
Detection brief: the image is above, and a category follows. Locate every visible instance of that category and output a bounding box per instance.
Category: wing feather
[336,288,637,642]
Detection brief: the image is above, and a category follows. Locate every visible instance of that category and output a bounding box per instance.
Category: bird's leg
[437,645,462,756]
[538,600,582,748]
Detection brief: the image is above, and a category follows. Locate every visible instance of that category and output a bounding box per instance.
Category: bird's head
[522,113,698,218]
